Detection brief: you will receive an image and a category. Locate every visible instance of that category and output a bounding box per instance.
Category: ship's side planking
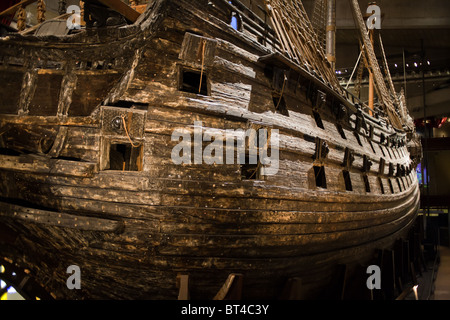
[0,0,419,299]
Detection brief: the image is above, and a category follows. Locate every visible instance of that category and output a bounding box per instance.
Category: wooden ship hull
[0,0,421,299]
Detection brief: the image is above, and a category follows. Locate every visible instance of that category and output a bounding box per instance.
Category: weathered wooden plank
[0,0,421,301]
[1,164,418,217]
[0,115,100,127]
[141,94,407,175]
[158,202,418,237]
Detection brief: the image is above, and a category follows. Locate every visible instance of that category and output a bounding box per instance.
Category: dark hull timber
[0,0,420,299]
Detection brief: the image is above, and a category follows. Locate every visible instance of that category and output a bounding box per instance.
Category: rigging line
[121,115,141,148]
[348,0,403,129]
[275,74,287,111]
[346,50,363,90]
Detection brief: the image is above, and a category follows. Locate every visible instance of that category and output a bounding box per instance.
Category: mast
[325,0,336,70]
[366,1,378,117]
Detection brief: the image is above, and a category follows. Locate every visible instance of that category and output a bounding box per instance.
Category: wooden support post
[394,239,405,292]
[176,274,190,300]
[381,249,396,300]
[403,240,411,282]
[213,273,243,300]
[410,262,418,285]
[416,216,428,272]
[448,205,450,248]
[340,264,371,300]
[409,225,423,276]
[335,264,348,300]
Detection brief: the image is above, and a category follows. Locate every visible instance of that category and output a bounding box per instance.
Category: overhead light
[394,63,398,68]
[414,62,418,67]
[427,61,431,65]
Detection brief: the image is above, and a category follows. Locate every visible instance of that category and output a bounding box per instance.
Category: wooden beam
[96,0,141,22]
[279,277,303,300]
[213,273,243,300]
[0,0,37,17]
